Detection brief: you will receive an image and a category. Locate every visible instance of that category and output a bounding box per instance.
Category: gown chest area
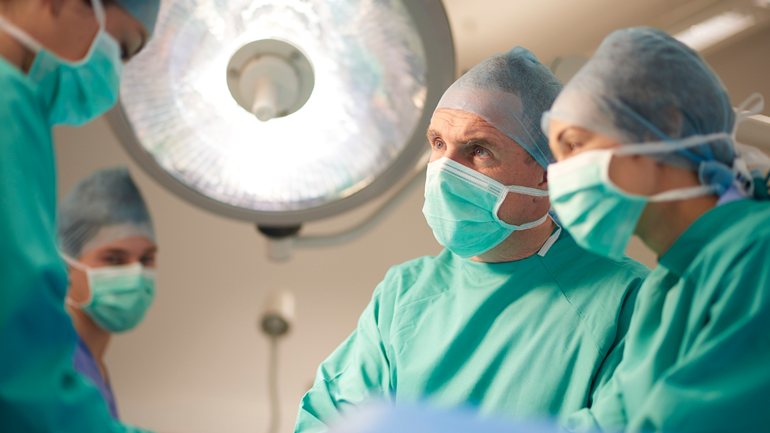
[384,265,606,415]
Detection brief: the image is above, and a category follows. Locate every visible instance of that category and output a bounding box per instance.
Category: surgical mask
[547,94,767,260]
[422,157,550,258]
[62,255,156,333]
[547,136,727,260]
[0,0,123,126]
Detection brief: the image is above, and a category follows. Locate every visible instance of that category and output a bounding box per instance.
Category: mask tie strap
[648,185,718,202]
[733,93,764,140]
[507,185,549,197]
[59,252,93,308]
[537,216,561,257]
[0,15,43,53]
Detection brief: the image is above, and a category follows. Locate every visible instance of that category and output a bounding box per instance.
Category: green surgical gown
[0,57,150,432]
[295,230,650,432]
[567,199,770,432]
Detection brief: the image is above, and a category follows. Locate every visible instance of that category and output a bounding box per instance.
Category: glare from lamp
[674,11,757,51]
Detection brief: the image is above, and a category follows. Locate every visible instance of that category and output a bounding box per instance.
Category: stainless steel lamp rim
[107,0,455,226]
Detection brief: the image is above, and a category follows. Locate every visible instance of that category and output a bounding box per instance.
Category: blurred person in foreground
[0,0,160,430]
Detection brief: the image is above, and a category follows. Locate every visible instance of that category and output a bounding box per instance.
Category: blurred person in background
[59,166,158,421]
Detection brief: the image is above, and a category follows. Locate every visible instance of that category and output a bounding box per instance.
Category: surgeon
[294,48,650,433]
[59,166,158,421]
[0,0,160,431]
[543,27,770,432]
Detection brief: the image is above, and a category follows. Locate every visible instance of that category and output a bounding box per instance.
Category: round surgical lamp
[107,0,455,258]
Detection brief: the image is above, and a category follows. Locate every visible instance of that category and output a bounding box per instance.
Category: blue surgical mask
[422,157,551,258]
[548,146,718,260]
[0,0,123,126]
[63,255,156,333]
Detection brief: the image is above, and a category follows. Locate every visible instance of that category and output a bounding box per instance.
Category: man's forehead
[429,108,500,137]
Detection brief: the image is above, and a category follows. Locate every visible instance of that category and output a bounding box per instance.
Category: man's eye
[433,140,445,150]
[140,256,155,266]
[474,147,490,158]
[103,255,121,265]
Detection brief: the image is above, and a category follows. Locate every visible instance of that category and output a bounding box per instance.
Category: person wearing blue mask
[0,0,160,431]
[543,27,770,432]
[59,166,158,421]
[294,48,650,433]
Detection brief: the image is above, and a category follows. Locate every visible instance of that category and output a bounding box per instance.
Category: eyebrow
[99,248,129,256]
[460,137,500,151]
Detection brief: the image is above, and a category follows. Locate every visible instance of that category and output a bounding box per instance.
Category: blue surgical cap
[435,47,563,169]
[58,166,155,258]
[113,0,161,37]
[543,27,737,192]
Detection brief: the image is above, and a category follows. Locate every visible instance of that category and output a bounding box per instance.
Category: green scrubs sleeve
[295,279,395,433]
[0,61,151,433]
[565,278,640,432]
[624,239,770,432]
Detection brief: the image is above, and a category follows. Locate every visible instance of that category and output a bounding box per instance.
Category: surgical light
[108,0,455,244]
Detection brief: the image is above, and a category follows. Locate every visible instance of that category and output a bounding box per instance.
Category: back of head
[545,27,736,189]
[436,47,563,168]
[58,166,154,258]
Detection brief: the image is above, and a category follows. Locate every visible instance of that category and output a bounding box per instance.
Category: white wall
[52,1,768,432]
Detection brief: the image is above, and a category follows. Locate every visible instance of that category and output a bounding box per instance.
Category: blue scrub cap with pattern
[112,0,161,37]
[543,27,740,193]
[58,166,155,258]
[435,47,563,169]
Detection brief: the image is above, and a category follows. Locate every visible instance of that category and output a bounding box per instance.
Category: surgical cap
[543,27,737,192]
[112,0,161,37]
[58,166,155,258]
[435,47,563,169]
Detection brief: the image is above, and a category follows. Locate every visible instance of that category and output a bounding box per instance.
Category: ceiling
[441,0,770,116]
[443,0,770,68]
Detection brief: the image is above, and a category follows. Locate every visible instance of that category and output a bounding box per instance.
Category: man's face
[426,108,550,226]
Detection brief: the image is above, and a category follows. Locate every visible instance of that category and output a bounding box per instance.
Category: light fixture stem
[266,336,280,433]
[252,77,279,121]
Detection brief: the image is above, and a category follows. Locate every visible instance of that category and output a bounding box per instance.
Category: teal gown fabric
[0,58,149,432]
[566,199,770,432]
[295,230,650,432]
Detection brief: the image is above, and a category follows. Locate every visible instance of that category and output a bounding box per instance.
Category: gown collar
[658,200,748,276]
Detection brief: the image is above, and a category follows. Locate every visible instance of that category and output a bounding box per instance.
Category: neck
[636,195,718,257]
[67,307,112,381]
[471,218,556,263]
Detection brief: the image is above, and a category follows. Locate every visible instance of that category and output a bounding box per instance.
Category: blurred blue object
[329,404,563,433]
[435,47,562,169]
